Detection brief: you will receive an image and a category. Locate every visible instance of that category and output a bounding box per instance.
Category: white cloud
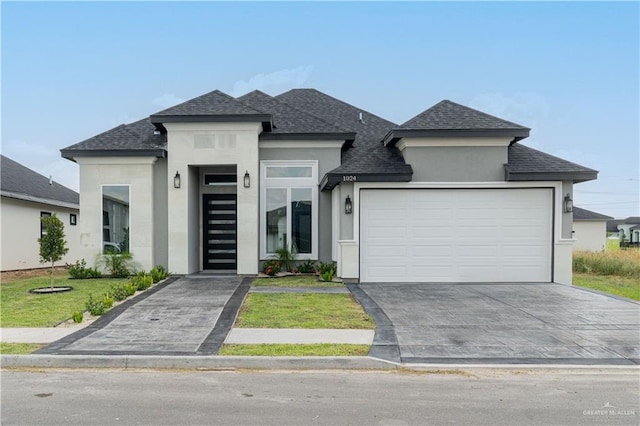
[1,140,79,192]
[152,93,184,109]
[230,66,314,97]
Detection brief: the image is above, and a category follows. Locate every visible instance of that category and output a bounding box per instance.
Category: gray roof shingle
[1,155,79,206]
[402,100,529,130]
[151,89,263,117]
[237,90,351,135]
[275,89,412,178]
[60,88,597,187]
[573,206,613,221]
[506,143,598,182]
[61,118,166,159]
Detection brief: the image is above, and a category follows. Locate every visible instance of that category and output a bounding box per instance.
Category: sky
[2,1,638,218]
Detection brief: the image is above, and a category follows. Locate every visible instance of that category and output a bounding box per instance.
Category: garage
[360,188,553,283]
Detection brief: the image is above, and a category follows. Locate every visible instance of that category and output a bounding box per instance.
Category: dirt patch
[0,267,68,283]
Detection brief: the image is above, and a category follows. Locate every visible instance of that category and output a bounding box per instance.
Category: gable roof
[383,100,530,146]
[237,90,355,141]
[149,89,272,131]
[573,206,613,221]
[622,216,640,224]
[506,143,598,183]
[1,155,79,208]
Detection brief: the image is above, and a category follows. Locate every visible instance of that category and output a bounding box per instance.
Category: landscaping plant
[72,311,84,324]
[317,261,337,282]
[297,259,317,274]
[68,259,101,279]
[150,265,169,283]
[275,244,297,272]
[38,214,69,289]
[85,294,106,316]
[263,259,281,276]
[96,252,135,278]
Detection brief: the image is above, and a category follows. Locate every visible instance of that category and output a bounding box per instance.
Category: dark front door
[202,193,237,270]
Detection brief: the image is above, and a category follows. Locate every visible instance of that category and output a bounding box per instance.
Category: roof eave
[61,149,167,162]
[320,171,413,191]
[149,114,273,132]
[1,191,79,210]
[259,132,356,142]
[383,128,531,147]
[505,168,598,183]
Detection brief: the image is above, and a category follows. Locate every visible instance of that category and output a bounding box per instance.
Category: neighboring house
[612,217,640,245]
[60,89,597,284]
[1,155,81,271]
[572,207,613,252]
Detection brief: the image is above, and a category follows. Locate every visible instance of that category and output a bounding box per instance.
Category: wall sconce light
[173,171,181,189]
[563,193,573,213]
[244,171,250,188]
[345,195,353,215]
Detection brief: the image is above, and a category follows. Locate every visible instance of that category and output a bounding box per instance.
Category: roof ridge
[277,88,399,127]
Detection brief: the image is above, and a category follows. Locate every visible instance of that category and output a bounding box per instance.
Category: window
[70,213,77,226]
[40,212,51,237]
[261,161,317,259]
[102,185,130,253]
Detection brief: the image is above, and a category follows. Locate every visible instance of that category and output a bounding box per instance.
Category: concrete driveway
[351,283,640,365]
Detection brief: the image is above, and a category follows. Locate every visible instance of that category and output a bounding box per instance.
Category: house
[611,217,640,246]
[60,89,597,284]
[572,207,613,251]
[1,155,81,271]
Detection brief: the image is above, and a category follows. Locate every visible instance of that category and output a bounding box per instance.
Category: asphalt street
[2,368,638,425]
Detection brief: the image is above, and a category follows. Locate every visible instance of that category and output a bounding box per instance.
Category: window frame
[101,184,131,254]
[40,211,52,238]
[260,161,318,260]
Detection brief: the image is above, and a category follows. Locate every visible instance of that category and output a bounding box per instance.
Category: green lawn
[573,273,640,301]
[236,293,375,329]
[1,276,128,327]
[219,343,370,356]
[252,276,343,287]
[0,342,45,354]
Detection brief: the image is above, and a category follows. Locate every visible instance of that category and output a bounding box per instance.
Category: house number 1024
[342,175,357,182]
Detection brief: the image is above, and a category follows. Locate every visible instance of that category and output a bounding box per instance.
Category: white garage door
[360,188,552,283]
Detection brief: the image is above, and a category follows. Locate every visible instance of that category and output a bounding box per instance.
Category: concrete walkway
[1,328,80,344]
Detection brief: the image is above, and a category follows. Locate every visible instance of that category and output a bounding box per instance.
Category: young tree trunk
[50,261,55,289]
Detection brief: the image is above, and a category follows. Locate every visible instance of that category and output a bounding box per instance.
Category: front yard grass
[573,273,640,301]
[0,343,45,354]
[252,276,344,287]
[219,343,370,356]
[1,276,128,327]
[236,293,375,329]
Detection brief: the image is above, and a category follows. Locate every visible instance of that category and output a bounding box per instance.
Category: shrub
[72,311,84,323]
[297,259,317,274]
[96,252,136,278]
[131,272,153,291]
[110,284,128,301]
[68,259,101,279]
[275,244,296,272]
[150,265,169,283]
[124,282,138,297]
[263,259,281,276]
[573,250,640,278]
[317,261,337,282]
[85,294,106,316]
[102,293,114,309]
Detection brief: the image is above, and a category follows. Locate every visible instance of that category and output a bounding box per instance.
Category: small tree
[38,214,69,289]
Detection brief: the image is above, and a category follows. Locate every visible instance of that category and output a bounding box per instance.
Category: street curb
[0,355,399,370]
[2,355,639,371]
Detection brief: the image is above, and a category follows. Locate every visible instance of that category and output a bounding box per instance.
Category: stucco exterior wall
[165,122,261,275]
[153,158,168,268]
[561,181,574,239]
[573,221,607,252]
[259,145,341,262]
[399,137,509,182]
[1,197,81,271]
[75,157,157,272]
